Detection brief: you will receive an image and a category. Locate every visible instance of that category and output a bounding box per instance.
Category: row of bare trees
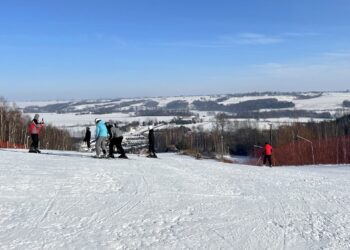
[154,112,350,165]
[271,117,350,165]
[0,98,74,150]
[154,113,269,159]
[156,127,268,157]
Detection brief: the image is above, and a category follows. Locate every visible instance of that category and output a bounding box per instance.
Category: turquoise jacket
[95,120,108,138]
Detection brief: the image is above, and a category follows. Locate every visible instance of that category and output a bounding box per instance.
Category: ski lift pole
[254,145,263,165]
[221,134,224,160]
[297,135,315,164]
[269,123,273,145]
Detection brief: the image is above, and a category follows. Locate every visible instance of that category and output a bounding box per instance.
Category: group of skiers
[27,114,157,159]
[28,114,271,165]
[91,118,128,159]
[83,118,157,159]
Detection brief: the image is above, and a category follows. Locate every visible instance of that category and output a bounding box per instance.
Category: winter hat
[148,125,153,130]
[34,114,40,120]
[95,118,101,123]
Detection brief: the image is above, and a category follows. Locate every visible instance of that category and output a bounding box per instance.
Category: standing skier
[105,121,113,139]
[263,142,273,167]
[83,127,91,151]
[147,126,157,158]
[95,118,108,158]
[109,123,127,159]
[28,114,44,153]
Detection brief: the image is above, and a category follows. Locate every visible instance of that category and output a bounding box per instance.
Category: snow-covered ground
[1,149,349,249]
[14,91,350,137]
[15,92,350,113]
[294,92,350,111]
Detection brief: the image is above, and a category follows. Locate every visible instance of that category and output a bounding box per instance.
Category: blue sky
[1,0,350,100]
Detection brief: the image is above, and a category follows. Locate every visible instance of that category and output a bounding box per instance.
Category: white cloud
[235,60,350,91]
[154,41,220,48]
[158,33,284,48]
[323,52,350,58]
[158,31,318,48]
[283,32,318,37]
[227,33,283,45]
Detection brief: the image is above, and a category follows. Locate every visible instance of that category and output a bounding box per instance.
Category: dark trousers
[31,134,39,150]
[263,155,272,166]
[86,140,91,149]
[109,137,125,157]
[149,142,156,156]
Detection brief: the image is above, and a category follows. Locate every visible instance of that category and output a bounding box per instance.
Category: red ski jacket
[264,144,272,156]
[28,120,43,135]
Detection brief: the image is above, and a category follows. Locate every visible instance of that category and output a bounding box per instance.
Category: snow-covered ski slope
[1,150,350,249]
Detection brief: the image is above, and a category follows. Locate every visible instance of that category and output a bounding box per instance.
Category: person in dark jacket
[105,121,113,139]
[28,114,44,153]
[263,142,273,167]
[95,118,108,158]
[83,127,91,150]
[147,126,157,158]
[109,123,127,159]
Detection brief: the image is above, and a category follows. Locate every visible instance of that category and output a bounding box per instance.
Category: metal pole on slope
[297,135,315,164]
[254,145,263,165]
[269,123,273,145]
[221,135,224,160]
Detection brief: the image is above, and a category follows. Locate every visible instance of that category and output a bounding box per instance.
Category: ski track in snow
[0,149,350,249]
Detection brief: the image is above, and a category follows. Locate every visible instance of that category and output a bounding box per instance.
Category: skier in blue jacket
[95,118,108,157]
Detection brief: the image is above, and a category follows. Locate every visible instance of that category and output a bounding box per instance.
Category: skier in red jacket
[263,142,272,167]
[28,114,44,153]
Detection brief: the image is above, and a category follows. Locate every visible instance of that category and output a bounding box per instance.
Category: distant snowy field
[1,149,349,249]
[14,92,350,111]
[14,92,350,137]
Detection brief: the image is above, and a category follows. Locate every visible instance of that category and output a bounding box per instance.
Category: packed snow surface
[0,150,350,249]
